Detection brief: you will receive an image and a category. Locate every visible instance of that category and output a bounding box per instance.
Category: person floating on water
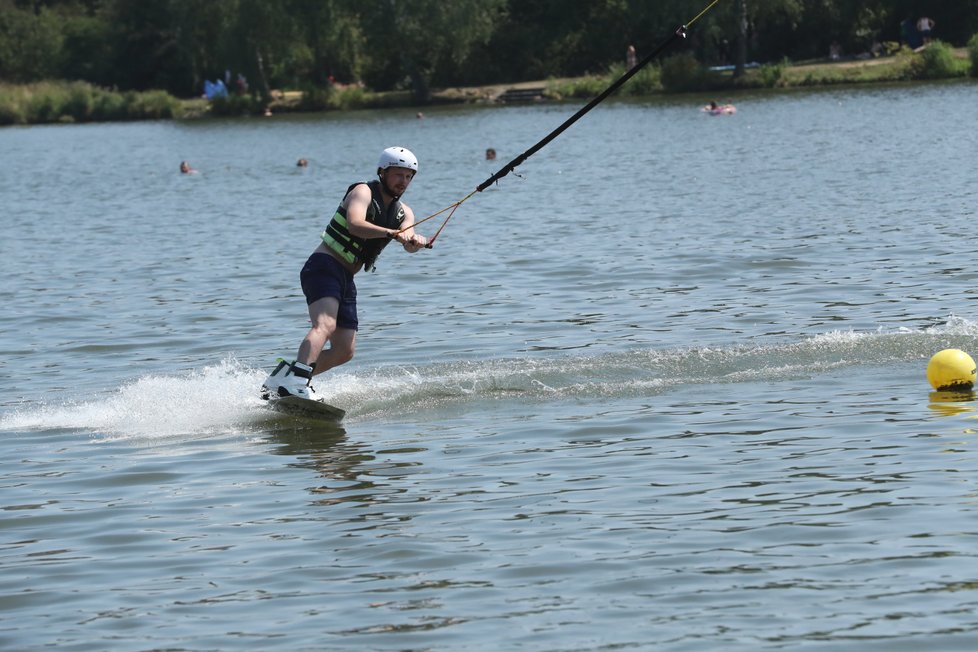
[179,160,197,174]
[702,101,736,115]
[262,147,428,400]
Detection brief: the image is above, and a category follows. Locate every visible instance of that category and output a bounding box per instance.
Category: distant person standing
[626,44,637,69]
[917,16,935,44]
[900,17,921,49]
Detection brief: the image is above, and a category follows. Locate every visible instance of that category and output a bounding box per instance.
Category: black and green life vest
[321,180,405,272]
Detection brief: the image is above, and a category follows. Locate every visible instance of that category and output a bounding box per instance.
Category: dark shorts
[299,252,359,331]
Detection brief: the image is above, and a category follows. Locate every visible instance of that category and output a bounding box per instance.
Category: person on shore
[917,16,935,45]
[179,161,197,174]
[901,17,922,49]
[626,44,637,69]
[261,147,428,400]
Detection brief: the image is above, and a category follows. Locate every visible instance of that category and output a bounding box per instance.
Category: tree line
[2,0,977,103]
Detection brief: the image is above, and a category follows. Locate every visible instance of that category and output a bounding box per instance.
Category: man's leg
[313,327,356,375]
[263,296,338,399]
[297,296,339,366]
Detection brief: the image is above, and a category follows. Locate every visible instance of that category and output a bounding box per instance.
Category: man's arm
[344,184,426,251]
[344,184,392,240]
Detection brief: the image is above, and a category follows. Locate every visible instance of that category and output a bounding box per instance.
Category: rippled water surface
[3,81,978,651]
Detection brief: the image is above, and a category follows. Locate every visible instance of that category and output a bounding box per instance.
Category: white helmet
[377,146,418,175]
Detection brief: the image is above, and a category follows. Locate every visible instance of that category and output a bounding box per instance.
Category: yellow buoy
[926,349,977,390]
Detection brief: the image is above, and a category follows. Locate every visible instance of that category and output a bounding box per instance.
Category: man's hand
[402,233,427,253]
[388,230,426,252]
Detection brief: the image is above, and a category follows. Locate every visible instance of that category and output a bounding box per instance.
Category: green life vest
[321,180,405,272]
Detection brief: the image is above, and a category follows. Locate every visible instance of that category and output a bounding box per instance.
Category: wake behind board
[267,395,345,421]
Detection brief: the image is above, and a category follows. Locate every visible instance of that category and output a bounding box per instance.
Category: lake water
[3,80,978,651]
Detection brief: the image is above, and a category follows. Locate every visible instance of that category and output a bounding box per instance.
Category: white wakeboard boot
[261,360,317,400]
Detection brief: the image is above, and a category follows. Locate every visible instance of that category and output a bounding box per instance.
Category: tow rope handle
[389,190,477,248]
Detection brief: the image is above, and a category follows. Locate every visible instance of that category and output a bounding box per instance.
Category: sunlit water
[3,81,978,651]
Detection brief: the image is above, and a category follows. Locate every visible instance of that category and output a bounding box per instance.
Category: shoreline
[233,45,976,118]
[2,46,972,125]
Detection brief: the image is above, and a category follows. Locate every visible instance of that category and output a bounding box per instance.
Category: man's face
[382,166,415,195]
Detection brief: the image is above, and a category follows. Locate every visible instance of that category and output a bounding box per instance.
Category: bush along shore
[0,81,182,126]
[547,41,975,99]
[2,40,976,126]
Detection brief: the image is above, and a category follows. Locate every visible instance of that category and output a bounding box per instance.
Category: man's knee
[310,318,337,338]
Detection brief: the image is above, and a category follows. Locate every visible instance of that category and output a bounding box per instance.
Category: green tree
[102,0,196,94]
[286,0,365,86]
[60,12,115,86]
[361,0,507,102]
[0,0,64,82]
[218,0,299,102]
[167,0,237,96]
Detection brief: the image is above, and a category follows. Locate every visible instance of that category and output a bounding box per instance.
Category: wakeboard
[266,395,346,421]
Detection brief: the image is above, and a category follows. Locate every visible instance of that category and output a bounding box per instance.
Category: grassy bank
[1,41,974,126]
[0,81,182,126]
[547,42,973,99]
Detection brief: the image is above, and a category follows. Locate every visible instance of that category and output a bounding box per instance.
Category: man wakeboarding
[262,146,428,403]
